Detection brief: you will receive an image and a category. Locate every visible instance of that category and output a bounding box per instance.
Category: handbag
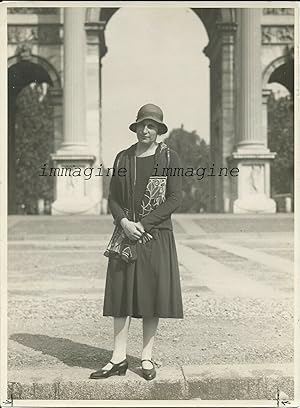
[104,222,138,263]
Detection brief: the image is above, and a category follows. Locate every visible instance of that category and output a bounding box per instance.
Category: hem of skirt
[103,313,184,319]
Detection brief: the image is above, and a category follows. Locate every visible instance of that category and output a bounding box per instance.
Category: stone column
[231,9,276,213]
[204,34,222,213]
[238,9,264,149]
[262,89,272,148]
[85,20,107,214]
[48,88,63,152]
[62,7,87,152]
[51,8,97,215]
[219,22,237,213]
[204,21,237,213]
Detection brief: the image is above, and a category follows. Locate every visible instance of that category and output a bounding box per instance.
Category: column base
[233,194,276,214]
[229,147,277,214]
[50,153,99,215]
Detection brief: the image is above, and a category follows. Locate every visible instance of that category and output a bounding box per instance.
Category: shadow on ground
[10,333,142,375]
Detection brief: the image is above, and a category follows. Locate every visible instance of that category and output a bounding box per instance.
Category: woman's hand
[135,221,145,234]
[134,222,153,244]
[120,218,143,241]
[138,232,153,244]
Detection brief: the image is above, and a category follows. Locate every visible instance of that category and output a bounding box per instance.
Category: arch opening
[101,7,210,169]
[268,59,294,96]
[266,60,294,212]
[8,60,56,214]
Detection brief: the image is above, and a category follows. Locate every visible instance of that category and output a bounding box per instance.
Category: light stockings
[142,317,159,369]
[103,316,159,370]
[102,316,131,370]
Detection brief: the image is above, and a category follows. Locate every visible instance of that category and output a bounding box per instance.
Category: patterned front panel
[139,176,167,218]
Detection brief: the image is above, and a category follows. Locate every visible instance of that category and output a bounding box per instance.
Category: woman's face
[136,119,159,145]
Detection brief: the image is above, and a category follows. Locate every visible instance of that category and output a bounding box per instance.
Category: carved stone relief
[262,26,294,44]
[8,25,62,44]
[242,165,265,197]
[8,8,59,14]
[263,8,294,15]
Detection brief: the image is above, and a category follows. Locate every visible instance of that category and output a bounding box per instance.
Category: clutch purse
[104,223,137,264]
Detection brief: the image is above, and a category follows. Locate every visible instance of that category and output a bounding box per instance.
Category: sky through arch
[102,7,210,167]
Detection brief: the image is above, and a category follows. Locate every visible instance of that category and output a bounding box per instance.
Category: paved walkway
[6,214,294,401]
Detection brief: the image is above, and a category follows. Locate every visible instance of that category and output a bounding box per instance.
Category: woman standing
[90,103,183,381]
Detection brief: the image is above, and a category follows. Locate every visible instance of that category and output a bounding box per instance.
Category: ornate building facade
[7,7,295,214]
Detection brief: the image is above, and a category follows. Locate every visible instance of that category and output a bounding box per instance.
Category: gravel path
[7,226,294,373]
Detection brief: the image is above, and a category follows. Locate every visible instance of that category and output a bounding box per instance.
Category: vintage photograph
[1,1,297,405]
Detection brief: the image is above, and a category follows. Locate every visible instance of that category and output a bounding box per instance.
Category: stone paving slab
[7,364,293,401]
[7,214,294,238]
[8,366,185,400]
[177,243,281,298]
[202,240,294,275]
[191,215,294,233]
[183,363,293,401]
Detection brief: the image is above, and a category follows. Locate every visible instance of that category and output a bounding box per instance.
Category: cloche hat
[129,103,168,135]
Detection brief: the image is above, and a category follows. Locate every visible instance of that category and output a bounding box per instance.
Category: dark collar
[125,141,167,160]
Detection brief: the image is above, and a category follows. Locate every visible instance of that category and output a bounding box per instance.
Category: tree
[163,125,210,213]
[267,92,294,197]
[14,83,54,214]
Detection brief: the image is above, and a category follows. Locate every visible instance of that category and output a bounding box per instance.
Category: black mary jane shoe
[89,359,128,379]
[141,359,156,381]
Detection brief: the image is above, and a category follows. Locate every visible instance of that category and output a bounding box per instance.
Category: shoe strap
[141,359,154,366]
[110,359,126,365]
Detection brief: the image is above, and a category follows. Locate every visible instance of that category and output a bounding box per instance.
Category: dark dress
[103,149,183,319]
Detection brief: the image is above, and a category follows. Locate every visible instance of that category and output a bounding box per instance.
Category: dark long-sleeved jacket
[108,142,183,233]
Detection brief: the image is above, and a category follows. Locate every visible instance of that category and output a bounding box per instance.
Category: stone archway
[8,54,61,89]
[261,51,294,154]
[263,51,294,96]
[261,51,294,211]
[7,7,295,214]
[8,52,62,214]
[50,7,293,215]
[85,7,237,213]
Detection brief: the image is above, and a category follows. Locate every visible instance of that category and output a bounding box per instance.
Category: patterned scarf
[104,142,170,263]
